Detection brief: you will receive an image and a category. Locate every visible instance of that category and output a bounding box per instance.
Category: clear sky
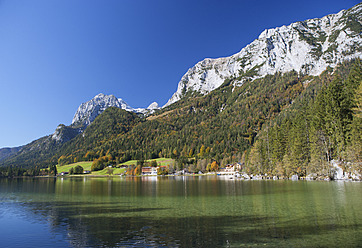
[0,0,359,148]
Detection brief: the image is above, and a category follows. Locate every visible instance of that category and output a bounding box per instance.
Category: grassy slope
[56,158,174,175]
[120,158,175,166]
[56,161,125,175]
[57,162,93,173]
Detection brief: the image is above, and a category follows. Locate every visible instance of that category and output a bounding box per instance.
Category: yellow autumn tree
[199,145,205,157]
[210,161,219,172]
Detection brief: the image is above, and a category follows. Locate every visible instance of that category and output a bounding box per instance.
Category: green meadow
[119,158,174,166]
[56,158,174,176]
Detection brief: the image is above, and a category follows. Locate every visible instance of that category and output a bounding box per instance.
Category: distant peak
[147,102,160,110]
[95,93,105,98]
[72,93,124,127]
[93,93,119,100]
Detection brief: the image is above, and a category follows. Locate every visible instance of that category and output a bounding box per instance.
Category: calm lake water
[0,176,361,247]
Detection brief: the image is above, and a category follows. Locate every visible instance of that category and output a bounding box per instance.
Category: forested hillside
[246,60,361,177]
[2,60,359,177]
[55,67,310,167]
[1,3,361,175]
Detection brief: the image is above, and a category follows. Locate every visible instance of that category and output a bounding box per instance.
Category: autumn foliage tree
[209,161,219,172]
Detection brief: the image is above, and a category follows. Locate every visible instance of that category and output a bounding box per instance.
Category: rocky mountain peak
[147,102,160,110]
[71,93,126,127]
[164,3,362,107]
[71,93,160,128]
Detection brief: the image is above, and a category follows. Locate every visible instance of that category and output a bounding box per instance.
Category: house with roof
[142,167,158,176]
[218,164,235,175]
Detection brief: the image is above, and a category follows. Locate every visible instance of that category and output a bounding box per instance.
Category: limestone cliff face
[164,3,362,107]
[71,93,160,128]
[71,93,126,127]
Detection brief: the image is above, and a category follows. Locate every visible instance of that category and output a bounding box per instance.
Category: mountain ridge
[164,3,362,107]
[71,93,160,128]
[0,3,361,169]
[0,146,23,162]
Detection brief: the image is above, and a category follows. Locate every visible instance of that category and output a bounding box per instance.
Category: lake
[0,176,361,247]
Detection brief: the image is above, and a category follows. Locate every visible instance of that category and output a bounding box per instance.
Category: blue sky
[0,0,359,148]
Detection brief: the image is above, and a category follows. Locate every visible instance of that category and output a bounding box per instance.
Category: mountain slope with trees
[245,60,362,178]
[0,3,361,176]
[2,59,359,178]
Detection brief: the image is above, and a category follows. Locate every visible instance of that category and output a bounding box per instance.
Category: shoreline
[4,173,359,182]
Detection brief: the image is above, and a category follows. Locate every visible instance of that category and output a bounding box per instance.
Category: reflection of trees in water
[2,178,362,247]
[11,193,362,248]
[15,196,246,247]
[37,205,362,248]
[0,177,57,194]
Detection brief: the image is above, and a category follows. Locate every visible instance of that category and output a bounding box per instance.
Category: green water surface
[0,176,361,247]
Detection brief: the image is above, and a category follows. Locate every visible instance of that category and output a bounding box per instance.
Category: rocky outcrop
[51,124,82,144]
[71,93,159,128]
[72,93,127,127]
[165,3,362,107]
[331,160,361,181]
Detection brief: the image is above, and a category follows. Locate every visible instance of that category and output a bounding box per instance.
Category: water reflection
[0,177,361,247]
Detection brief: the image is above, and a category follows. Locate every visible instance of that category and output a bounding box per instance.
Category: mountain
[0,3,361,170]
[51,60,361,171]
[0,146,22,161]
[72,93,159,128]
[52,124,82,143]
[134,102,160,115]
[164,3,362,107]
[0,94,159,167]
[72,93,132,127]
[2,59,359,169]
